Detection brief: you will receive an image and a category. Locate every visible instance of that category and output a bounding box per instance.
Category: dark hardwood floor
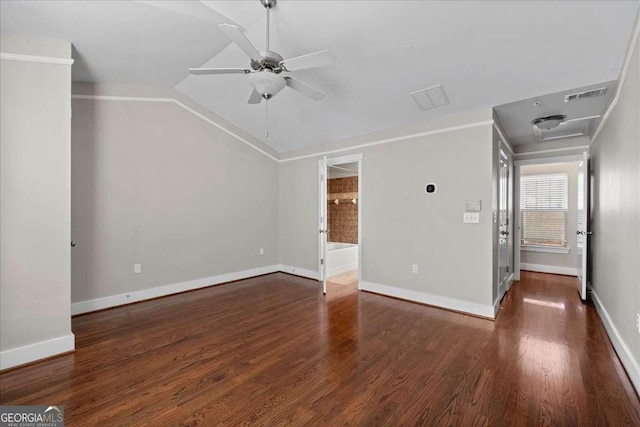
[1,271,639,426]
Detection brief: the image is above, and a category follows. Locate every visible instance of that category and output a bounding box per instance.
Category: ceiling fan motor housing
[253,50,284,72]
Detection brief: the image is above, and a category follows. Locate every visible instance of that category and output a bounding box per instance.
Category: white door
[576,151,589,300]
[318,156,328,294]
[498,151,510,294]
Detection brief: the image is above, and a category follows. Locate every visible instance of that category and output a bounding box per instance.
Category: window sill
[521,245,571,254]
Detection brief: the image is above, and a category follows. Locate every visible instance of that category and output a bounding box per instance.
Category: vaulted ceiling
[1,1,638,153]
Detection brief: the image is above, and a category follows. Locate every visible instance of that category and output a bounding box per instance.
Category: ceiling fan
[531,114,601,142]
[189,0,334,105]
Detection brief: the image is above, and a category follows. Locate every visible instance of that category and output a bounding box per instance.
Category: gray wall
[280,109,496,309]
[590,28,639,377]
[71,84,279,303]
[0,34,74,362]
[519,162,579,270]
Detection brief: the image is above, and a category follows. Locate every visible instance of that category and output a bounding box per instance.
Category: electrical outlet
[260,248,264,256]
[134,264,141,274]
[412,264,418,274]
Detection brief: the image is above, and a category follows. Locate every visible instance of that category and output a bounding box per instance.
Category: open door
[318,156,328,294]
[498,150,510,296]
[576,151,589,300]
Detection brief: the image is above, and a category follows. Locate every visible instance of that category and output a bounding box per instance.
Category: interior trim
[513,145,590,157]
[0,334,75,371]
[280,120,495,162]
[492,122,515,155]
[591,289,640,396]
[72,93,496,165]
[278,264,320,280]
[0,52,74,65]
[71,94,280,162]
[71,264,281,315]
[591,11,640,144]
[520,263,577,276]
[360,280,496,319]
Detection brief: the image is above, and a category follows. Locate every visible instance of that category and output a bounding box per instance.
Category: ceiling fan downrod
[261,0,276,52]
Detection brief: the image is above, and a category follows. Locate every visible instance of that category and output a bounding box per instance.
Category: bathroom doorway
[318,154,362,298]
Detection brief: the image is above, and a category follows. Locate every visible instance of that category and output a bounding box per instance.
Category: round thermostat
[425,183,437,194]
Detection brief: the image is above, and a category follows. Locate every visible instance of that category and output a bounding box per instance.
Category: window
[520,173,568,247]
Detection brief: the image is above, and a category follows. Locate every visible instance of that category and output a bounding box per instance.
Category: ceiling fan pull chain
[265,98,269,137]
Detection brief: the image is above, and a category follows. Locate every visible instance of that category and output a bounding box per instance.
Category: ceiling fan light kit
[248,71,285,99]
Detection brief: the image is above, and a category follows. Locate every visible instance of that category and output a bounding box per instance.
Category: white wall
[519,162,579,274]
[0,34,75,369]
[70,83,280,311]
[280,109,497,317]
[589,19,640,393]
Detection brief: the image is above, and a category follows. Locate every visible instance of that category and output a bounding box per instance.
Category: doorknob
[500,231,509,235]
[70,240,76,247]
[587,231,593,235]
[576,231,584,235]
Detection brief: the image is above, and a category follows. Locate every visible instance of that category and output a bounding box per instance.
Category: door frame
[513,153,586,281]
[317,153,363,291]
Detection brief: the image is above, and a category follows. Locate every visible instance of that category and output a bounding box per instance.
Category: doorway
[514,153,589,300]
[318,154,362,298]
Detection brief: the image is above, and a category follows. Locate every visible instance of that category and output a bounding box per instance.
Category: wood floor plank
[1,271,639,426]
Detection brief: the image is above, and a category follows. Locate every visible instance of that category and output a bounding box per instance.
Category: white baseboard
[327,262,358,278]
[521,263,577,276]
[72,265,280,315]
[278,264,320,281]
[0,334,75,371]
[360,280,496,319]
[590,290,640,396]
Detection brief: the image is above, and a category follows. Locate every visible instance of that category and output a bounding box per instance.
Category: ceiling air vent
[411,85,449,111]
[564,87,607,103]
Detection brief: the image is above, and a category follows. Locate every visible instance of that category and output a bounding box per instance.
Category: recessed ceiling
[494,80,618,145]
[1,1,638,153]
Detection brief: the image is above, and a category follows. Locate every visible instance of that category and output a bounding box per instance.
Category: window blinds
[520,173,568,247]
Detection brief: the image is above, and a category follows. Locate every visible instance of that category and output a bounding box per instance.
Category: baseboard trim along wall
[360,280,496,319]
[0,334,75,371]
[590,289,640,395]
[71,265,281,315]
[277,265,321,281]
[520,263,578,276]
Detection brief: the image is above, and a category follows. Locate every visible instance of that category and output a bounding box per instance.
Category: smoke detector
[532,115,567,130]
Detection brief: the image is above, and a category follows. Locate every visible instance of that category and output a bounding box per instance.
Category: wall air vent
[564,87,607,102]
[411,85,449,111]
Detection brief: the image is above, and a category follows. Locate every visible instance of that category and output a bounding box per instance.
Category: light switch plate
[463,213,480,223]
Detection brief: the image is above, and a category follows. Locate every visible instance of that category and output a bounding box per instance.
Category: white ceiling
[494,80,618,145]
[1,1,638,153]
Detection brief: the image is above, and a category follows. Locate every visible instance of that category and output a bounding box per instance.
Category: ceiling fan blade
[280,50,335,71]
[248,90,263,104]
[189,68,251,75]
[559,114,601,125]
[285,77,326,101]
[218,24,262,61]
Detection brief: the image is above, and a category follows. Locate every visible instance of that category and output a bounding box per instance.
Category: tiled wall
[327,176,358,244]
